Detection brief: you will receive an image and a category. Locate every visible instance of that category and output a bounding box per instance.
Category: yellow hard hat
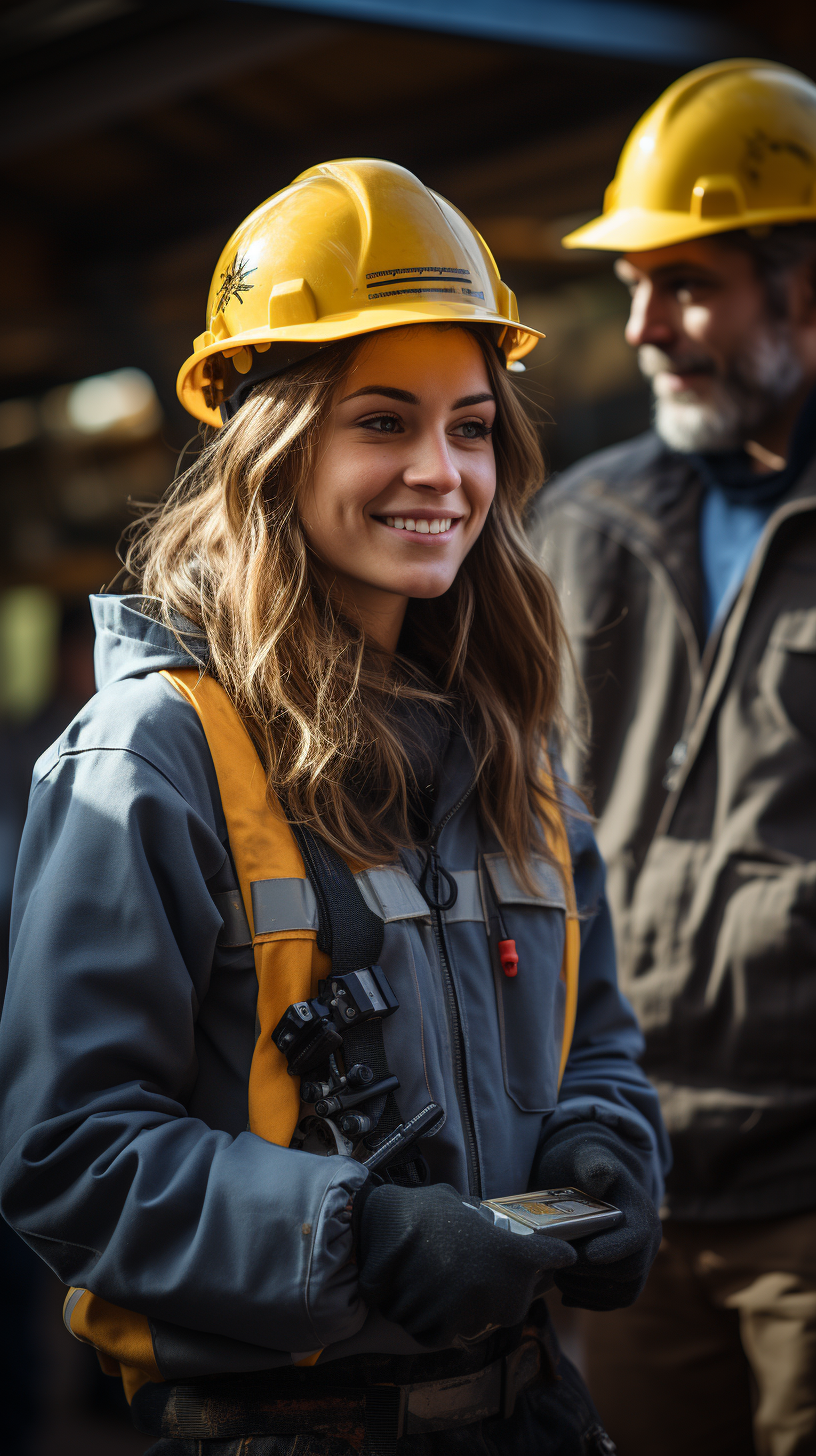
[178,158,543,426]
[563,59,816,254]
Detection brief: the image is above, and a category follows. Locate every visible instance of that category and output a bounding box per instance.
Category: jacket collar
[563,432,816,662]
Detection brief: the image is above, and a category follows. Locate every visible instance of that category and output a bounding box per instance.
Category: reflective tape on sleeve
[251,877,319,935]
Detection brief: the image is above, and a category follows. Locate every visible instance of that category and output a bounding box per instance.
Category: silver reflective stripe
[483,853,566,910]
[213,888,251,947]
[355,866,428,923]
[441,870,484,924]
[63,1288,87,1336]
[251,878,318,935]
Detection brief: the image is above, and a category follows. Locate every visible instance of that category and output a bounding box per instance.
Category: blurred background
[1,0,815,1450]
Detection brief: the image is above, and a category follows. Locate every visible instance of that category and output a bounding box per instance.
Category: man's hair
[713,222,816,316]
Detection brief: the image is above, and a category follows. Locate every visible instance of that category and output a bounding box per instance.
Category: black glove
[534,1130,662,1311]
[355,1180,577,1348]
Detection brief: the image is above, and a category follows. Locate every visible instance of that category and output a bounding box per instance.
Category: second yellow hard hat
[178,158,544,427]
[563,59,816,253]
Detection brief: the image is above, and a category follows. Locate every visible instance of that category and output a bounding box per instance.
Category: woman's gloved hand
[354,1180,577,1348]
[534,1131,662,1311]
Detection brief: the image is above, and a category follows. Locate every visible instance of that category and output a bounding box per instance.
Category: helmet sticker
[214,253,257,314]
[366,266,482,302]
[366,267,471,279]
[740,130,815,189]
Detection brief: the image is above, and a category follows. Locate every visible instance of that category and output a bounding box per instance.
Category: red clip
[498,939,518,977]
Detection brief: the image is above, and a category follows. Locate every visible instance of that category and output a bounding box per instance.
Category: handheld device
[476,1188,623,1241]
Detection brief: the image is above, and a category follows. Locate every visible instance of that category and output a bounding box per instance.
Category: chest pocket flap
[355,866,429,923]
[483,852,566,910]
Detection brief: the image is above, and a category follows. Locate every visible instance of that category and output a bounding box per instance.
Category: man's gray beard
[640,332,804,453]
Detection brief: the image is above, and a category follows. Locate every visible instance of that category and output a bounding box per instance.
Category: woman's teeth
[384,517,453,534]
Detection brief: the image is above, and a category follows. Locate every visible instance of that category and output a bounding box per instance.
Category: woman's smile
[375,510,459,538]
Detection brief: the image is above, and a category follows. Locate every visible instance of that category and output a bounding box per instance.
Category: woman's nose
[402,429,461,493]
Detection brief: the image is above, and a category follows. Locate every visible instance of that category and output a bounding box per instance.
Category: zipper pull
[478,852,521,978]
[419,848,458,911]
[498,939,519,978]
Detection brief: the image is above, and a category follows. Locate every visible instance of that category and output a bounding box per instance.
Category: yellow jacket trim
[63,1286,161,1400]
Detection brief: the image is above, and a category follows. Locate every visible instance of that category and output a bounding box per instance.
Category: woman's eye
[453,420,493,440]
[360,414,403,434]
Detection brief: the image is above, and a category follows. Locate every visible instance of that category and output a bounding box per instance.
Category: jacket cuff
[304,1157,371,1350]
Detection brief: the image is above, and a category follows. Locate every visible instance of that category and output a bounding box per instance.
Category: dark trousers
[582,1212,816,1456]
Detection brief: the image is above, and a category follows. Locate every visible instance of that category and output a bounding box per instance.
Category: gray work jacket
[532,432,816,1219]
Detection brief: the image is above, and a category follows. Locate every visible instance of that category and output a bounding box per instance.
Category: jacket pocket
[759,608,816,742]
[703,859,816,1082]
[483,853,567,1113]
[624,838,816,1084]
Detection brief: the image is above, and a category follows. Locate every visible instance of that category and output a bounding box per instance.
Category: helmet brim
[563,204,816,254]
[177,303,544,427]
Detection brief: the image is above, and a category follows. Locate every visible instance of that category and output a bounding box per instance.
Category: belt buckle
[366,1338,541,1445]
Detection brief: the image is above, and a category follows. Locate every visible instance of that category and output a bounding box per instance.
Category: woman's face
[301,326,497,647]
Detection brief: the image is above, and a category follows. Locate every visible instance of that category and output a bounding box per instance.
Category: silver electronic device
[475,1187,623,1240]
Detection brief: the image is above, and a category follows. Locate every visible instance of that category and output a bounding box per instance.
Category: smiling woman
[131,316,561,878]
[0,158,668,1456]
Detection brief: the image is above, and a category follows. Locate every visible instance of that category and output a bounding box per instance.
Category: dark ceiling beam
[236,0,750,63]
[0,5,341,160]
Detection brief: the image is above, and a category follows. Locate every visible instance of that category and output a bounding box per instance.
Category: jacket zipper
[425,781,482,1198]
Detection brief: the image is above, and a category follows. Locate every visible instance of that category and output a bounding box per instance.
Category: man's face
[616,239,805,452]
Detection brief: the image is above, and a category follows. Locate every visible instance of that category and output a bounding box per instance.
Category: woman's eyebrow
[338,385,418,404]
[337,387,496,408]
[452,392,495,409]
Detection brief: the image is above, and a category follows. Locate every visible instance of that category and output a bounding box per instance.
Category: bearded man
[532,60,816,1456]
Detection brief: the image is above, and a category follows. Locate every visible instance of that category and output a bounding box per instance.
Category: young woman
[0,160,668,1455]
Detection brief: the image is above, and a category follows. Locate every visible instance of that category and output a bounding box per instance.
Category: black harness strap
[291,824,384,969]
[290,825,421,1174]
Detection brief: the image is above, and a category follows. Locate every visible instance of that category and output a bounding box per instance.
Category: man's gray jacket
[531,432,816,1220]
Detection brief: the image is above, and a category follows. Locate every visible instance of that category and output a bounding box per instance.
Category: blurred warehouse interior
[3,0,815,724]
[2,3,816,1452]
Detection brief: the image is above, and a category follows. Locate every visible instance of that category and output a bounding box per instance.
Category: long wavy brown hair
[126,324,569,882]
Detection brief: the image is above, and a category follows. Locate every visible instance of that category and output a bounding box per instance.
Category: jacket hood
[91,595,207,691]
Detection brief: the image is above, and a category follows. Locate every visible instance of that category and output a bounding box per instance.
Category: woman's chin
[393,572,458,601]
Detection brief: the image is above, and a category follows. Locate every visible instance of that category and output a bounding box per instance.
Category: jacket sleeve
[0,736,368,1356]
[537,789,672,1205]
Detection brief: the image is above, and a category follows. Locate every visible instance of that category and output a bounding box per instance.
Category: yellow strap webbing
[161,668,323,1149]
[533,761,580,1088]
